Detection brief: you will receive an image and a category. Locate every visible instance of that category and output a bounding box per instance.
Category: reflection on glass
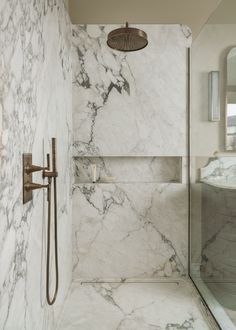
[190,156,236,329]
[191,2,236,326]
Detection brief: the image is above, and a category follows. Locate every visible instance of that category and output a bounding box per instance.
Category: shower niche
[73,156,185,184]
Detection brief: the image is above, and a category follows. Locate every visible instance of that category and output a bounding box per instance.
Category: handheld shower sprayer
[43,138,59,305]
[22,138,59,306]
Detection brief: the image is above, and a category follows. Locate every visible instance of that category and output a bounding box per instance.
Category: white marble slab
[200,157,236,189]
[0,1,72,329]
[201,183,236,282]
[72,24,191,156]
[72,183,188,280]
[57,280,215,330]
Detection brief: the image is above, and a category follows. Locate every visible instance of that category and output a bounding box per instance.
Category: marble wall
[190,156,236,278]
[73,183,188,280]
[199,158,236,282]
[0,1,72,329]
[72,24,191,281]
[201,183,236,282]
[72,24,191,157]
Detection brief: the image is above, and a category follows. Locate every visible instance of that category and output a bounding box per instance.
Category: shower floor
[57,280,217,330]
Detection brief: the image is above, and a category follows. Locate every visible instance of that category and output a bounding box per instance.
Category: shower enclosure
[189,1,236,328]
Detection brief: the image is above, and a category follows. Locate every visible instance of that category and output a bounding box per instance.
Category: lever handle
[25,182,49,192]
[52,138,56,172]
[46,153,50,170]
[25,164,44,174]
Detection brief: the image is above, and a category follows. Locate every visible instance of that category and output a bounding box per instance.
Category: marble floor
[57,280,218,330]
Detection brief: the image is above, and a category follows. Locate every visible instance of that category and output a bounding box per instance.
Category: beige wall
[191,24,236,157]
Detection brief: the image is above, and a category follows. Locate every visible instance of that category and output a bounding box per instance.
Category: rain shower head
[107,22,148,52]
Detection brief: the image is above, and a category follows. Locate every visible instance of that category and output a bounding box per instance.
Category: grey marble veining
[72,24,191,157]
[201,183,236,283]
[72,183,188,280]
[0,1,72,329]
[73,156,182,183]
[201,157,236,183]
[57,280,216,330]
[71,24,191,284]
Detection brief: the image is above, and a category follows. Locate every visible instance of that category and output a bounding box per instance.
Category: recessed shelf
[73,156,184,184]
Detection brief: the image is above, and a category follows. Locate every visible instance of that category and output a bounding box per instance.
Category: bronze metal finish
[107,22,148,52]
[22,138,59,305]
[25,182,49,191]
[25,164,44,174]
[23,154,33,204]
[44,137,59,306]
[23,154,50,203]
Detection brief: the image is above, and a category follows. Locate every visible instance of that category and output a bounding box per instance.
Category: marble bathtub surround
[72,183,188,280]
[72,24,191,157]
[0,1,72,329]
[57,280,216,330]
[73,156,182,184]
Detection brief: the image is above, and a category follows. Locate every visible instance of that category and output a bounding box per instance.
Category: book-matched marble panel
[72,24,191,156]
[0,1,72,329]
[73,183,188,280]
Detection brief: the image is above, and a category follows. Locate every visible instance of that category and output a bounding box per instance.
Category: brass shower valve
[23,151,57,202]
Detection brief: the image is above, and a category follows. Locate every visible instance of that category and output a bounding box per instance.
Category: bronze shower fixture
[23,154,49,203]
[23,145,58,203]
[22,138,59,305]
[107,22,148,52]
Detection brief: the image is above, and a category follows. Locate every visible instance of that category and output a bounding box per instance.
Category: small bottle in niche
[91,164,97,183]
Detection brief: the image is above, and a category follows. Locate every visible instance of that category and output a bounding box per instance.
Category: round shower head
[107,23,148,52]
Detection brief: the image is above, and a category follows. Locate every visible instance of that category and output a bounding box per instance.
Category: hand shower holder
[22,138,59,306]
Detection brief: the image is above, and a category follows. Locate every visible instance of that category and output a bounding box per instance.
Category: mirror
[226,47,236,150]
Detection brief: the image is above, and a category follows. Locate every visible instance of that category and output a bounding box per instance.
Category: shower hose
[46,148,59,305]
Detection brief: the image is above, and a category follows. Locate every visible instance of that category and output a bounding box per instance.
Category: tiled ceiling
[68,0,222,38]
